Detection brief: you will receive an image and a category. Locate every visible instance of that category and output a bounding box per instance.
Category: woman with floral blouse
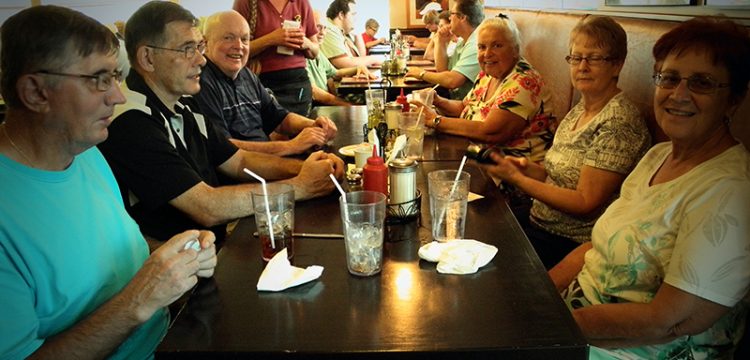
[414,16,557,163]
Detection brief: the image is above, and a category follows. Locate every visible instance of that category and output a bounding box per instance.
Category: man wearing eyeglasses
[0,5,217,359]
[196,10,338,156]
[406,0,483,100]
[99,1,345,247]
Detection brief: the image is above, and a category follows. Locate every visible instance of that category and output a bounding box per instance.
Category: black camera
[465,143,500,164]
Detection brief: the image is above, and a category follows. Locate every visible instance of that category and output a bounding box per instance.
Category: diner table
[336,63,436,102]
[155,106,588,359]
[368,44,425,56]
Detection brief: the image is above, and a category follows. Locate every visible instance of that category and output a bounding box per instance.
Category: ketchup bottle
[362,145,389,196]
[396,88,410,112]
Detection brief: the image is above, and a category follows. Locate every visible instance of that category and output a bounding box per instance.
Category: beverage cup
[354,144,374,169]
[398,112,425,160]
[251,183,295,261]
[412,89,434,108]
[340,191,386,276]
[365,89,385,113]
[428,170,470,242]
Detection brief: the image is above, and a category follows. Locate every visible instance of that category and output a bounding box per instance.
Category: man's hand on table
[286,151,345,200]
[313,115,338,141]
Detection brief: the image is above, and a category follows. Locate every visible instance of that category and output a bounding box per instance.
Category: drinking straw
[450,155,468,196]
[329,174,349,221]
[243,168,275,249]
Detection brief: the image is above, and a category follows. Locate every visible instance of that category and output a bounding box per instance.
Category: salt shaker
[388,158,417,205]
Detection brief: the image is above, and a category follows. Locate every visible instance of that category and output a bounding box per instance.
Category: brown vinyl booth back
[484,8,750,147]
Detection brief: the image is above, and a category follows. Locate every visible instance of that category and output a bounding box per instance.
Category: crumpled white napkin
[257,249,324,292]
[418,240,498,274]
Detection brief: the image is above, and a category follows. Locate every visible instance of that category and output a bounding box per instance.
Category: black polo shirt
[99,71,238,242]
[195,59,288,141]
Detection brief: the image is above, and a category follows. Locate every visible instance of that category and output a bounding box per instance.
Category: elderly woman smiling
[484,16,651,268]
[547,17,750,359]
[414,15,557,163]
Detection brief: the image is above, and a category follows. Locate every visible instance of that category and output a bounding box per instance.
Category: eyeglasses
[36,70,123,92]
[450,12,462,17]
[565,55,612,66]
[653,72,730,94]
[147,41,206,59]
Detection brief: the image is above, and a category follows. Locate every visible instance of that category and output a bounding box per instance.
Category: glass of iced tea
[251,183,295,262]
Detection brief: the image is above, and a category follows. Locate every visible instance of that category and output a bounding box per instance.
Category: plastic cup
[428,170,470,242]
[365,89,385,113]
[251,183,295,261]
[398,112,425,160]
[412,89,434,108]
[354,144,374,169]
[340,191,386,276]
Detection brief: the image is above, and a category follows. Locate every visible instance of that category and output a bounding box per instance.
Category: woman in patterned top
[549,17,749,359]
[484,16,651,268]
[414,16,557,164]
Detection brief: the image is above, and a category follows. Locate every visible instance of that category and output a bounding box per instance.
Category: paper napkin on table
[418,240,497,275]
[468,192,484,202]
[257,249,324,292]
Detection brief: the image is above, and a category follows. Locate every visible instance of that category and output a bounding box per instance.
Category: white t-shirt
[578,142,750,358]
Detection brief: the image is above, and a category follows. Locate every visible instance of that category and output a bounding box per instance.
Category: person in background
[409,9,441,51]
[549,17,750,359]
[421,10,442,60]
[0,6,217,358]
[197,10,337,156]
[99,1,344,246]
[412,16,556,163]
[420,0,443,16]
[307,10,376,106]
[320,0,383,69]
[233,0,318,116]
[406,0,483,99]
[361,18,386,54]
[483,16,651,268]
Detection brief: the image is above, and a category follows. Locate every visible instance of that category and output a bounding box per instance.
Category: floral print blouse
[460,59,557,163]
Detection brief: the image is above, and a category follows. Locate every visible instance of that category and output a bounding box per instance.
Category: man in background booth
[307,9,376,106]
[320,0,383,69]
[406,0,483,99]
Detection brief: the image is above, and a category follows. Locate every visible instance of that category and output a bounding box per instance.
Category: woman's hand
[409,101,438,128]
[268,27,305,48]
[482,152,526,183]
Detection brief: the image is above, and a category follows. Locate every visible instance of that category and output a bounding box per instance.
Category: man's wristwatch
[433,115,443,129]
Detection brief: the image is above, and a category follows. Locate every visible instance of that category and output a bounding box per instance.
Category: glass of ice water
[398,112,425,160]
[340,191,386,276]
[428,170,470,242]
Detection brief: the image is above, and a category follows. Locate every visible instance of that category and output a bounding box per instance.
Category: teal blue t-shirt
[0,148,168,359]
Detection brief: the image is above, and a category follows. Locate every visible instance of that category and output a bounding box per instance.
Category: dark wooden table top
[155,106,588,359]
[315,105,469,162]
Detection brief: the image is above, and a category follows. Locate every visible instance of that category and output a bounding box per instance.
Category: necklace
[1,124,34,166]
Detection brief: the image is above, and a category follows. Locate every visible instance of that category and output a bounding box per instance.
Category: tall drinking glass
[398,112,425,160]
[251,183,295,261]
[340,191,386,276]
[428,170,470,242]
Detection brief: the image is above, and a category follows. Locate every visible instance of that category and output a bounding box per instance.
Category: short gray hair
[477,16,522,57]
